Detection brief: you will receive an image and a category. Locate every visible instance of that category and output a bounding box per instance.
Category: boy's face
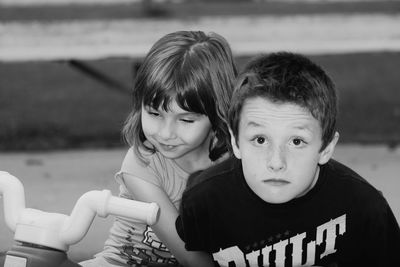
[230,97,338,204]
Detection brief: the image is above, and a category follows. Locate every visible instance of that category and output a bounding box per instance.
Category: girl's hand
[122,173,214,267]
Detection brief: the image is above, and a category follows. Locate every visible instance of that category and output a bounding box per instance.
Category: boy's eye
[254,136,266,145]
[291,138,306,147]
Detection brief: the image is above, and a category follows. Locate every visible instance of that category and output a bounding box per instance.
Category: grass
[1,51,400,151]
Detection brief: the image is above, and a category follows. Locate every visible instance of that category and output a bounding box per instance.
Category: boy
[176,52,400,267]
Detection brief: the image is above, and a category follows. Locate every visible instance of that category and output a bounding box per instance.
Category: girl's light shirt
[94,147,189,266]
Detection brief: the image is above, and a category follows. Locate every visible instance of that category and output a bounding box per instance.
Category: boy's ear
[318,131,339,165]
[228,128,241,159]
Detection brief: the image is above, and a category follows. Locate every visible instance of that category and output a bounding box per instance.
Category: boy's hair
[228,52,337,151]
[123,31,237,162]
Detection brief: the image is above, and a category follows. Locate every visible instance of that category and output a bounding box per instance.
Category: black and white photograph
[1,0,399,266]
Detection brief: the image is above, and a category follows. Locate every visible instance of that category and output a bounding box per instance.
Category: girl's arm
[122,173,214,267]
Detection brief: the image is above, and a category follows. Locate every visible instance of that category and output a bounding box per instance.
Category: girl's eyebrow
[143,105,156,109]
[145,105,202,117]
[178,112,202,117]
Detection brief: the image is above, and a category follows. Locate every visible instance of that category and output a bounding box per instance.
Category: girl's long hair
[122,31,237,163]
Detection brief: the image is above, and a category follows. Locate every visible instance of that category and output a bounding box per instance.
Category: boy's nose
[266,145,286,172]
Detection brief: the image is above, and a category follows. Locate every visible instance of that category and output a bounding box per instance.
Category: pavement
[1,145,400,261]
[1,13,400,61]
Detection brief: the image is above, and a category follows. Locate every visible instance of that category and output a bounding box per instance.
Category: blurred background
[1,0,400,262]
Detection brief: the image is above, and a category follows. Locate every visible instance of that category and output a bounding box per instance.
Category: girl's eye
[180,114,201,123]
[180,119,195,123]
[150,112,160,117]
[146,109,160,117]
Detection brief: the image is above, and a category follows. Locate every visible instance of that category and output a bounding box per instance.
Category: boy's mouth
[262,179,290,186]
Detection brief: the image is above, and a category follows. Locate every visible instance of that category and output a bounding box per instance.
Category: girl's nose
[266,145,286,172]
[158,120,177,140]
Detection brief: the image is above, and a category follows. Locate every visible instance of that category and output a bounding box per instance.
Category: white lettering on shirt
[212,214,346,267]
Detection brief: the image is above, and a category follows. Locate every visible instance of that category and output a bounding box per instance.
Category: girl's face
[141,100,212,162]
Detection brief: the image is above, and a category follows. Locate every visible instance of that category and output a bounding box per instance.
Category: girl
[80,31,237,266]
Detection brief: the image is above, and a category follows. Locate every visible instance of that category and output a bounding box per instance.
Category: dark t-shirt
[176,158,400,267]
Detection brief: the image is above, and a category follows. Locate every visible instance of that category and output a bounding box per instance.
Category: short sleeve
[115,148,161,187]
[176,192,213,253]
[175,215,186,241]
[364,197,400,266]
[350,187,400,267]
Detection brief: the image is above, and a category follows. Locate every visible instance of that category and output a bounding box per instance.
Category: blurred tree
[141,0,171,17]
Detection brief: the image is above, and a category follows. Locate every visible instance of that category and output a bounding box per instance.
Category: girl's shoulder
[120,146,160,174]
[120,147,147,170]
[119,146,188,185]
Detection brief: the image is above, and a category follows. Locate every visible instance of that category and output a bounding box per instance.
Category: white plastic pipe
[60,189,159,245]
[1,171,160,251]
[106,194,159,225]
[0,171,25,232]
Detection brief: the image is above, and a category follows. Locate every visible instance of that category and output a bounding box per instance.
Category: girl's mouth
[159,143,179,151]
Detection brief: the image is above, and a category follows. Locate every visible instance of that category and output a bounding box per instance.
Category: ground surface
[1,145,399,261]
